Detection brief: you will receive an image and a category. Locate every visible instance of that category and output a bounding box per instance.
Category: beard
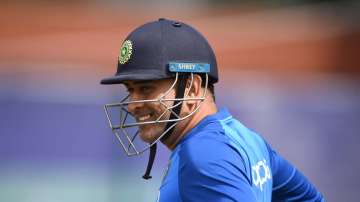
[138,121,167,143]
[137,107,173,143]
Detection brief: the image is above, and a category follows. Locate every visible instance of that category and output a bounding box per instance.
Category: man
[101,18,324,201]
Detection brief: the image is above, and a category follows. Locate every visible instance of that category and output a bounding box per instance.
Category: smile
[138,114,151,121]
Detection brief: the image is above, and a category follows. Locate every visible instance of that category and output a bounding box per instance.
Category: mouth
[137,113,154,122]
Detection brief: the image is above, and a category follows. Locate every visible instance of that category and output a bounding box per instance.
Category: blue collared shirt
[158,108,324,202]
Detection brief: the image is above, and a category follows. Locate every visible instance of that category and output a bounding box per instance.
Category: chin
[139,131,158,143]
[138,124,165,143]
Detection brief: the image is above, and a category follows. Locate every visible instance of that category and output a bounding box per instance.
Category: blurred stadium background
[1,0,359,201]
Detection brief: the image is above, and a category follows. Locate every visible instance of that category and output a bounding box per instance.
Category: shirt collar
[173,107,232,151]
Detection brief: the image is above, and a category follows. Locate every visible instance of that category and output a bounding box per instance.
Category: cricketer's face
[124,79,176,143]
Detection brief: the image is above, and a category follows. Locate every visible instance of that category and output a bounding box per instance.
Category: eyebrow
[133,80,153,85]
[124,80,153,88]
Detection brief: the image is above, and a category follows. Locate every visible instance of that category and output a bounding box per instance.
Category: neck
[163,101,218,150]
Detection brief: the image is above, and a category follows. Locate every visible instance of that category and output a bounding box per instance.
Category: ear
[185,74,202,102]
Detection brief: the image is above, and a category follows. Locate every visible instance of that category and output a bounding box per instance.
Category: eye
[139,85,153,94]
[126,87,134,94]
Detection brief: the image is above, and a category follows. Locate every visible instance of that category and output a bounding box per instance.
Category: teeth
[138,114,151,121]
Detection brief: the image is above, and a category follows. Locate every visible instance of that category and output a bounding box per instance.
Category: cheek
[160,91,176,107]
[144,89,176,117]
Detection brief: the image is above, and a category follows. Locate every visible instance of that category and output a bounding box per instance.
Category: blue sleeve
[178,133,257,202]
[265,142,325,201]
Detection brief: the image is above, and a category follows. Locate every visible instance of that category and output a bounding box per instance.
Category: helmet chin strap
[142,73,188,180]
[142,143,157,179]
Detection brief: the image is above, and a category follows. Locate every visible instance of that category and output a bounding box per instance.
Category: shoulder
[178,122,248,178]
[176,122,257,201]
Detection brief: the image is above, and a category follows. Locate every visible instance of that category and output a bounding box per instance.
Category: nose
[127,92,145,115]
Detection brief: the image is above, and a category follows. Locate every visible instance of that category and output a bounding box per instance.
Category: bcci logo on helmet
[119,40,133,64]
